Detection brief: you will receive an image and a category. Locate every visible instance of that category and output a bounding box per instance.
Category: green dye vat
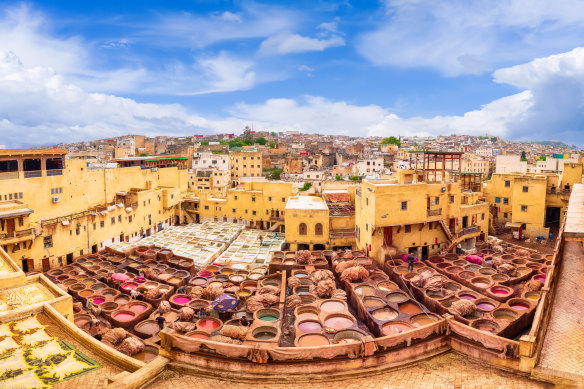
[259,314,278,321]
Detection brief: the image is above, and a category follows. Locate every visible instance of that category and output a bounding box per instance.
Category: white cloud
[298,65,314,72]
[194,52,256,94]
[359,0,584,76]
[260,33,345,55]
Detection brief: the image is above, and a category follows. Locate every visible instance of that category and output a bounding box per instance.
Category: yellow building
[284,196,330,251]
[0,149,187,272]
[484,163,583,238]
[355,179,489,266]
[188,169,230,194]
[182,181,297,231]
[229,148,263,182]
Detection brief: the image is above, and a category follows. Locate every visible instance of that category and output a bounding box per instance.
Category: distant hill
[531,140,576,148]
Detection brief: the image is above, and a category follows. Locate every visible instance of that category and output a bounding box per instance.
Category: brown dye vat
[83,278,97,286]
[398,302,423,315]
[444,254,458,260]
[395,266,409,274]
[188,299,209,310]
[471,277,491,289]
[237,288,252,298]
[143,282,158,290]
[252,326,277,341]
[458,271,475,280]
[501,254,514,260]
[208,281,224,289]
[229,274,246,283]
[294,286,311,295]
[527,263,541,271]
[167,277,182,285]
[158,273,173,281]
[56,275,69,282]
[403,273,416,281]
[114,295,130,305]
[241,281,257,291]
[386,259,402,266]
[190,277,207,287]
[512,258,527,266]
[410,314,440,328]
[79,289,94,299]
[385,292,409,303]
[453,260,466,266]
[128,301,150,314]
[174,270,190,278]
[333,330,365,344]
[297,311,319,321]
[215,275,229,282]
[63,279,77,286]
[516,267,531,277]
[436,263,450,269]
[220,267,234,275]
[363,296,386,308]
[478,268,496,275]
[205,265,219,273]
[472,319,499,333]
[427,290,446,299]
[135,320,160,338]
[446,266,463,274]
[464,311,483,321]
[101,302,119,313]
[377,281,398,291]
[133,345,159,363]
[464,264,480,272]
[371,308,398,321]
[440,296,458,308]
[296,333,329,347]
[370,272,389,281]
[493,309,518,321]
[74,314,91,328]
[354,285,376,296]
[91,283,107,291]
[443,282,461,293]
[428,256,443,264]
[492,274,509,282]
[163,310,179,323]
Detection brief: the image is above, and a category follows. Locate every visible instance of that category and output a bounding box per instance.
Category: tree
[270,168,282,180]
[200,141,209,146]
[268,141,276,149]
[335,174,345,181]
[520,151,527,161]
[139,153,148,157]
[380,136,401,147]
[299,182,312,191]
[256,137,267,145]
[270,131,278,137]
[242,138,252,146]
[349,176,361,181]
[490,137,498,142]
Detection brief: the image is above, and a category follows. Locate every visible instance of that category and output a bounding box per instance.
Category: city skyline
[1,1,584,147]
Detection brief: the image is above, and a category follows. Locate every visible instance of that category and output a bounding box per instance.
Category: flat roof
[564,183,584,239]
[0,149,68,157]
[285,196,328,210]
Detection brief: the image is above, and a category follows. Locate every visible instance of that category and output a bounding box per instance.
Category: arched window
[315,223,323,236]
[299,223,307,235]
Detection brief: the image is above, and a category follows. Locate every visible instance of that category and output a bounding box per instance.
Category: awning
[0,208,34,218]
[505,222,524,228]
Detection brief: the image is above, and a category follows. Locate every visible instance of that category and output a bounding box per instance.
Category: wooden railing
[427,208,442,217]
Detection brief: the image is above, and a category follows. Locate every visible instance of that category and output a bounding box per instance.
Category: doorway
[6,219,15,234]
[421,246,429,260]
[449,218,456,234]
[42,257,50,272]
[298,243,310,250]
[21,258,29,272]
[66,253,73,265]
[92,244,98,254]
[462,216,468,228]
[313,244,326,250]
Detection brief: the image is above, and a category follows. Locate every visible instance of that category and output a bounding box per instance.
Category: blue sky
[1,0,584,147]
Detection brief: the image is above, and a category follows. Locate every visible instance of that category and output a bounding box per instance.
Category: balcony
[455,225,481,239]
[270,216,284,222]
[0,172,19,180]
[0,228,35,244]
[330,231,356,239]
[46,169,63,176]
[427,208,442,217]
[24,170,42,178]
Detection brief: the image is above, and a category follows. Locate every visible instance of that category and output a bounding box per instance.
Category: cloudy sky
[1,0,584,147]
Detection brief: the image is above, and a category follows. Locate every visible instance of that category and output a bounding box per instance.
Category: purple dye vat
[298,321,322,332]
[173,296,191,305]
[92,298,105,304]
[511,303,529,311]
[476,302,495,311]
[459,294,476,300]
[534,275,546,283]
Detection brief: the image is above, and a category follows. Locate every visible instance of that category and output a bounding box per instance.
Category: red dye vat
[189,333,209,340]
[197,270,213,278]
[298,321,322,332]
[534,275,546,283]
[459,294,476,300]
[198,319,220,331]
[382,323,411,335]
[173,296,191,305]
[476,302,495,311]
[114,312,135,321]
[122,282,138,290]
[511,303,529,311]
[491,288,509,296]
[92,298,105,304]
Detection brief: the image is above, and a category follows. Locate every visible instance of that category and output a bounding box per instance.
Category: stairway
[438,218,453,240]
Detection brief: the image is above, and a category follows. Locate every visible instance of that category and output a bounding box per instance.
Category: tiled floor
[37,313,123,388]
[537,240,584,381]
[147,352,551,389]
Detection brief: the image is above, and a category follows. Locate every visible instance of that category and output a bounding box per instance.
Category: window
[521,205,528,212]
[234,196,238,200]
[282,197,285,202]
[299,223,307,235]
[505,180,510,187]
[405,225,411,233]
[43,236,53,249]
[111,217,115,224]
[204,205,209,210]
[481,213,485,220]
[450,195,454,203]
[503,198,509,204]
[118,215,122,223]
[504,212,508,218]
[252,197,256,202]
[401,201,407,210]
[129,216,133,223]
[232,208,236,213]
[93,223,96,230]
[75,228,80,235]
[435,197,440,205]
[252,210,256,215]
[18,218,23,227]
[495,197,501,204]
[100,221,105,228]
[523,186,528,193]
[315,223,323,236]
[268,197,272,201]
[366,198,369,206]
